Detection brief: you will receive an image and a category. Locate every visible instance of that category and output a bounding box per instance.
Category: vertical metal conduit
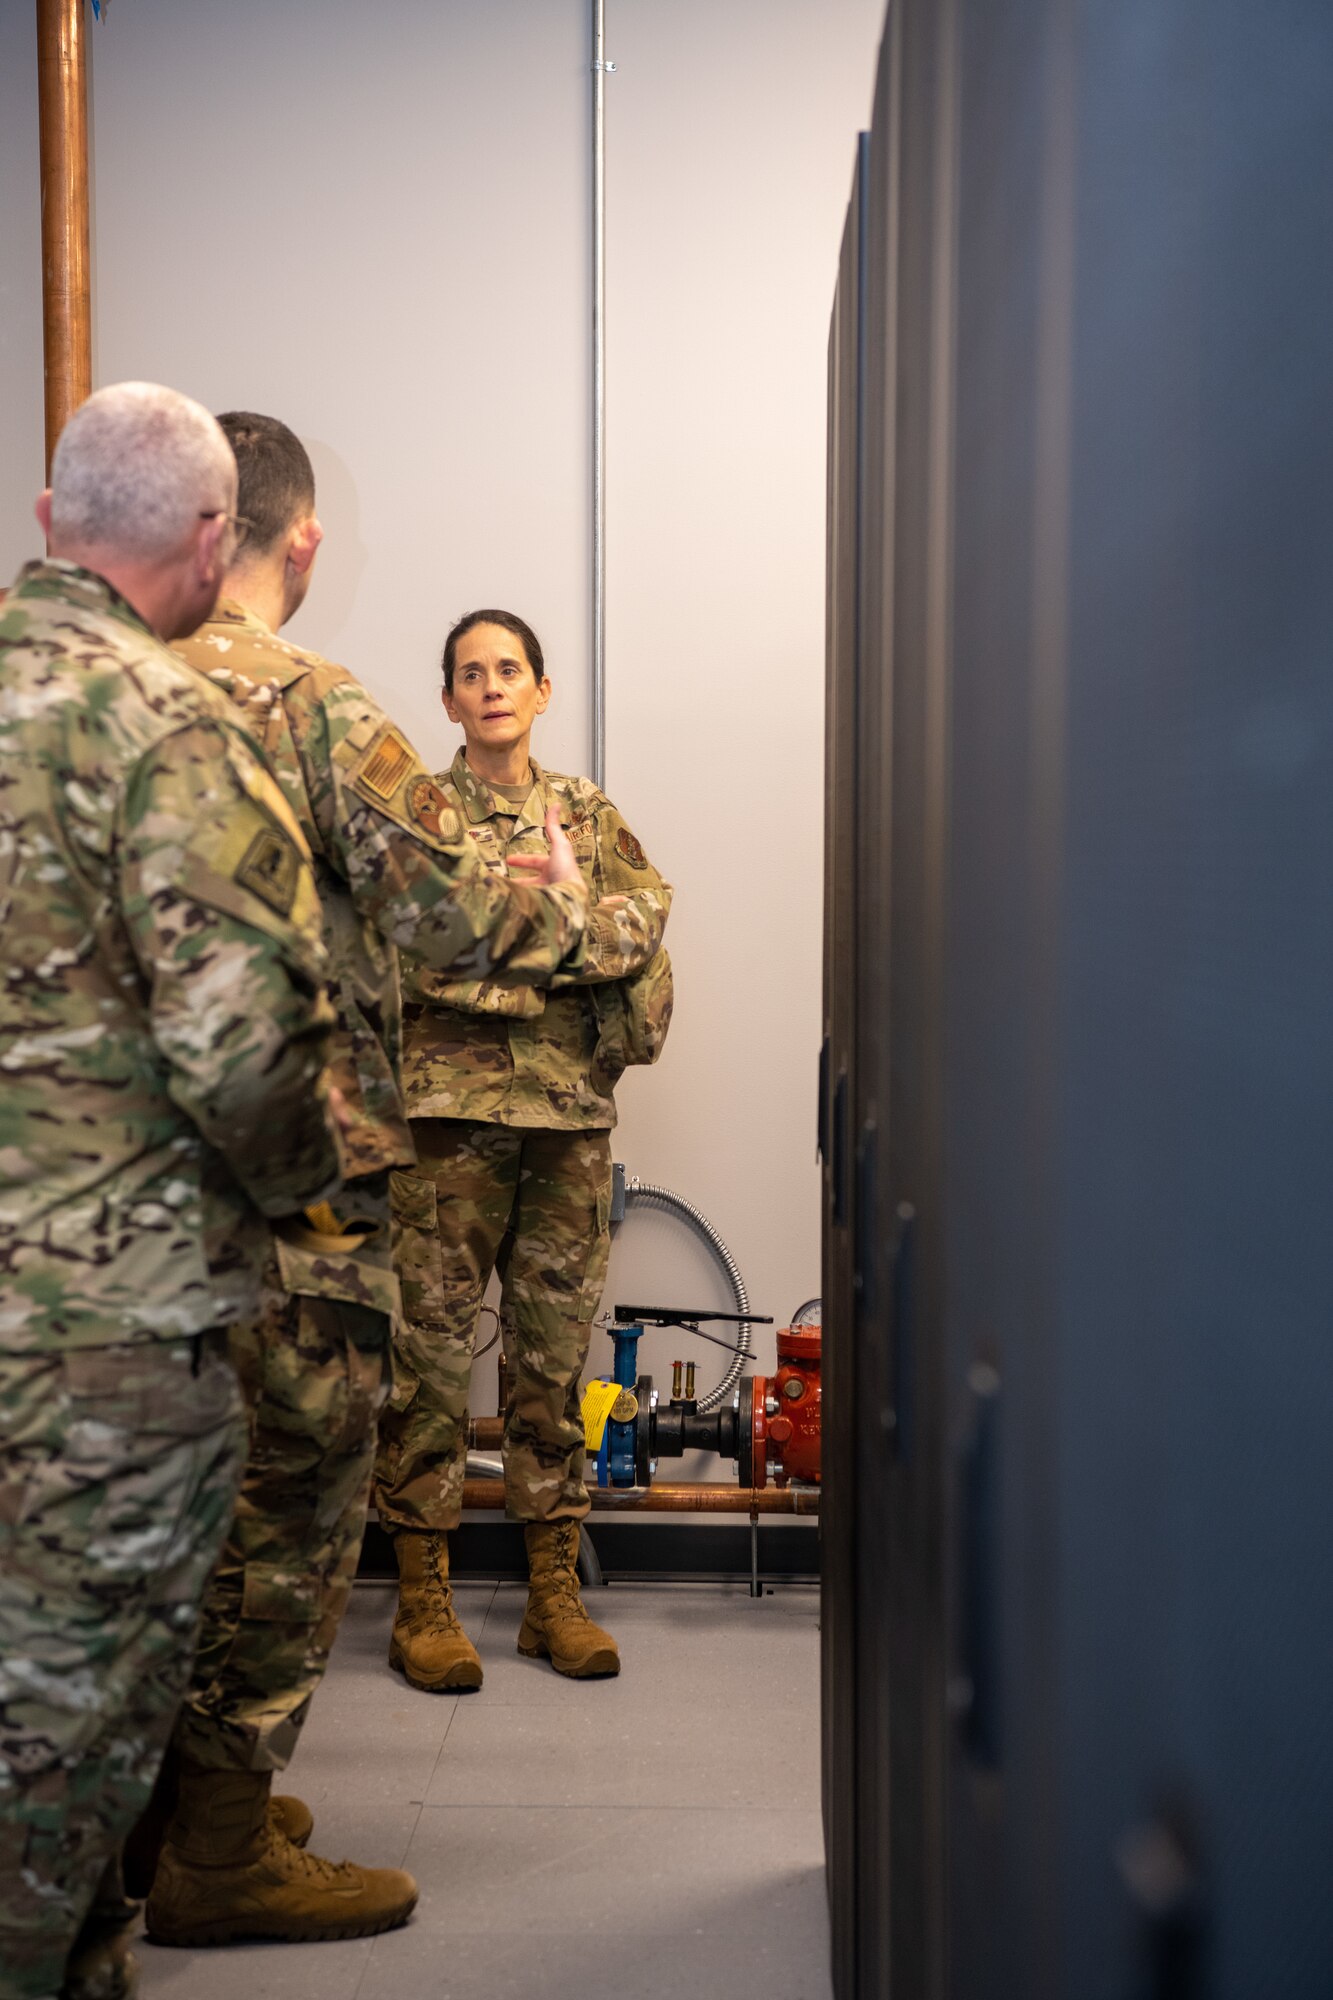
[591,0,611,788]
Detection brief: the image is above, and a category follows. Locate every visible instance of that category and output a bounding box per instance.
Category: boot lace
[538,1528,591,1620]
[266,1826,362,1886]
[420,1581,465,1637]
[548,1585,589,1622]
[424,1602,466,1637]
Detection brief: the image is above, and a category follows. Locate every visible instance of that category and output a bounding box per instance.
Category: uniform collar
[186,597,316,699]
[9,559,155,640]
[181,599,276,702]
[209,596,277,641]
[449,748,560,827]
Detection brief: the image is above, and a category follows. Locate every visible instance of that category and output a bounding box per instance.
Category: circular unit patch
[407,775,461,843]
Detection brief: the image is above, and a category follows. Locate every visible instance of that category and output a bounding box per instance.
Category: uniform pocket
[389,1169,437,1231]
[385,1325,421,1416]
[256,1293,353,1446]
[576,1174,614,1324]
[236,1562,324,1693]
[389,1170,449,1328]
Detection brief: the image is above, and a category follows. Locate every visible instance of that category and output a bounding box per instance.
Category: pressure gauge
[790,1297,821,1331]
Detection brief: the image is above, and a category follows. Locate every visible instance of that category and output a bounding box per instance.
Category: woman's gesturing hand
[506,806,584,888]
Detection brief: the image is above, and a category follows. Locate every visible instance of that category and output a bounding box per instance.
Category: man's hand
[507,807,584,888]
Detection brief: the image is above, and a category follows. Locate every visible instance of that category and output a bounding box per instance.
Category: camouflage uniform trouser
[374,1120,613,1532]
[0,1336,244,2000]
[171,1262,392,1775]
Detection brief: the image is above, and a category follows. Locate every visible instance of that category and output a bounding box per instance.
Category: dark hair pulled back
[441,609,544,692]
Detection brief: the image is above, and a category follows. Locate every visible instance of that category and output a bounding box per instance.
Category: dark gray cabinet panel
[824,4,1333,1997]
[822,130,868,2000]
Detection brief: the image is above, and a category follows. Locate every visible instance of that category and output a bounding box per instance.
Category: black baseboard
[360,1517,818,1583]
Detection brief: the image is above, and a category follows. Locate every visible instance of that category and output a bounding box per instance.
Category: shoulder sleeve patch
[615,826,648,869]
[235,825,301,916]
[358,727,414,800]
[406,773,462,843]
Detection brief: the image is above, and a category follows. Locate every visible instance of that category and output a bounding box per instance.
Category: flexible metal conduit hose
[621,1177,753,1411]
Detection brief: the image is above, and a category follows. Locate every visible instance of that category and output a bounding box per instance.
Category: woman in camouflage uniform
[374,610,672,1686]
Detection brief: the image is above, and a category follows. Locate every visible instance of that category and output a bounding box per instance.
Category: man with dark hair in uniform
[131,412,590,1951]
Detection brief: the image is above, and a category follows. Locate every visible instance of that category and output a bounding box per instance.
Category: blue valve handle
[595,1319,644,1488]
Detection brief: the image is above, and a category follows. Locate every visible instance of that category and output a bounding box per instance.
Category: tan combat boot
[389,1530,483,1692]
[123,1742,312,1899]
[518,1520,620,1678]
[144,1762,417,1947]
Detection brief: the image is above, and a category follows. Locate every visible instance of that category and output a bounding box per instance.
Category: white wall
[0,0,883,1410]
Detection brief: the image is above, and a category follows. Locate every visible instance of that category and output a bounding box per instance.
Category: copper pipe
[468,1417,505,1448]
[461,1479,820,1516]
[36,0,92,475]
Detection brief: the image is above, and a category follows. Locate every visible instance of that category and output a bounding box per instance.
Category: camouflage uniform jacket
[176,603,590,1177]
[0,562,341,1352]
[401,751,672,1130]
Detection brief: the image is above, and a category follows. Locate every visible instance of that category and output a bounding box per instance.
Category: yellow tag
[304,1202,342,1235]
[582,1378,625,1452]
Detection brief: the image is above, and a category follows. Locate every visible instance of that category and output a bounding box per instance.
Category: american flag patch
[358,728,414,800]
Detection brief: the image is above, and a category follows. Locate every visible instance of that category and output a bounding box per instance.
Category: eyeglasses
[199,509,253,548]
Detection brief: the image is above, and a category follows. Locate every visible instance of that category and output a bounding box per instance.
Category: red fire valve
[769,1320,822,1485]
[742,1318,822,1488]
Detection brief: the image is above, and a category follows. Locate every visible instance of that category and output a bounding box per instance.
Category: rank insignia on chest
[358,727,414,800]
[407,774,461,843]
[615,826,648,869]
[235,826,299,916]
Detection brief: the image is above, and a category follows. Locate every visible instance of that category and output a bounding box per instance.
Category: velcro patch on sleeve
[357,727,414,801]
[235,826,300,916]
[615,826,648,869]
[406,773,462,843]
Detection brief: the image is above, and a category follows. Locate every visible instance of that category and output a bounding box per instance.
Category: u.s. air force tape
[235,826,299,915]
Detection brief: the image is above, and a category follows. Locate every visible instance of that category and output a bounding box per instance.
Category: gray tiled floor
[137,1577,831,2000]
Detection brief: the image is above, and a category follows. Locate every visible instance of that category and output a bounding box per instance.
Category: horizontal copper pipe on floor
[461,1479,819,1515]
